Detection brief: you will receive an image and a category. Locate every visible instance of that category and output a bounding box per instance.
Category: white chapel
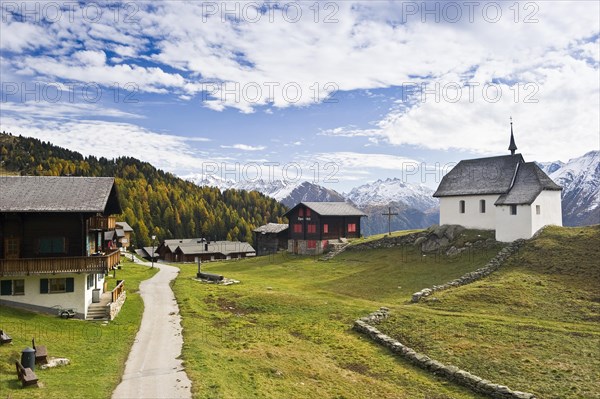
[433,122,563,242]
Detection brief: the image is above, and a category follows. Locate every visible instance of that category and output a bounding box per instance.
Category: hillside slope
[377,225,600,399]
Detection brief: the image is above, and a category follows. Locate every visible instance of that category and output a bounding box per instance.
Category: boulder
[444,224,465,240]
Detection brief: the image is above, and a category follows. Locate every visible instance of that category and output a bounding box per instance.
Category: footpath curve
[112,259,191,399]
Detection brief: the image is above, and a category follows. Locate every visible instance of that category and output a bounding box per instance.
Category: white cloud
[0,1,598,166]
[322,42,600,162]
[220,144,266,151]
[0,116,211,173]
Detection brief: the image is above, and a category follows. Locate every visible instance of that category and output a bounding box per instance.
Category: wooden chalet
[283,202,366,255]
[0,176,125,320]
[158,238,255,262]
[253,223,289,256]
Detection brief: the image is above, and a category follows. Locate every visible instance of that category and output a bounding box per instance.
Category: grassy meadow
[174,226,599,399]
[173,237,505,398]
[377,225,600,399]
[0,259,158,399]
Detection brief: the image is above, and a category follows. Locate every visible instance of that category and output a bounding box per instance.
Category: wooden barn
[253,223,289,256]
[157,238,255,262]
[283,202,366,255]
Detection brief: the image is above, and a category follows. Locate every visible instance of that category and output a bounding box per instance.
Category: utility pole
[382,206,398,236]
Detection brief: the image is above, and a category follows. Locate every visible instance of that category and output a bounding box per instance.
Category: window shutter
[40,279,49,294]
[66,278,75,293]
[1,280,12,296]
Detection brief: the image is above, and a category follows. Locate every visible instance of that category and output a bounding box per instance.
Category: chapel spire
[508,116,517,155]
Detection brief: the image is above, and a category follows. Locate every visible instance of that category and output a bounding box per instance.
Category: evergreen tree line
[0,132,287,248]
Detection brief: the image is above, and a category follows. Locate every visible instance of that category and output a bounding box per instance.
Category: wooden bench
[0,329,12,344]
[15,360,38,387]
[32,338,48,365]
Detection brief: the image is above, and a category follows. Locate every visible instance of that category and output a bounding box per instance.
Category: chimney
[205,243,208,251]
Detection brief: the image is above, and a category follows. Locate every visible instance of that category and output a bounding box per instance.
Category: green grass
[348,229,424,246]
[0,259,158,398]
[376,225,600,399]
[173,232,507,398]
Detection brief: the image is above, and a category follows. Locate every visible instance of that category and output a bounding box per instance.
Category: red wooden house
[283,202,365,255]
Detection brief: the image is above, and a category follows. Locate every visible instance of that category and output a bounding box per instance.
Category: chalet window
[293,224,303,233]
[305,208,311,217]
[347,223,357,233]
[5,238,20,258]
[39,237,66,254]
[87,274,94,289]
[510,205,518,215]
[307,224,317,233]
[323,224,329,233]
[13,279,24,295]
[41,278,74,294]
[480,199,486,213]
[50,278,67,293]
[0,280,12,296]
[298,208,304,217]
[536,205,541,215]
[307,240,317,249]
[0,280,24,296]
[459,200,466,214]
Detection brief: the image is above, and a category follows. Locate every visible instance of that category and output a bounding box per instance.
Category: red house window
[298,208,304,217]
[307,240,317,249]
[323,224,328,233]
[347,223,357,233]
[307,224,316,233]
[306,208,311,217]
[293,224,303,233]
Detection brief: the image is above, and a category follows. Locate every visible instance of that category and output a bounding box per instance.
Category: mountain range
[188,150,599,234]
[538,150,599,227]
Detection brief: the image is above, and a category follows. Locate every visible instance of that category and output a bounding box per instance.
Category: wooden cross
[382,206,398,236]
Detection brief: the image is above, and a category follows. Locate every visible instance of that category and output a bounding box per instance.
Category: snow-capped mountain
[345,178,438,212]
[543,151,599,226]
[185,150,598,234]
[538,160,565,175]
[277,181,346,208]
[184,175,345,208]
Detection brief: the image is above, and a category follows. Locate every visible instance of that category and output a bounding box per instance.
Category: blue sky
[1,1,598,192]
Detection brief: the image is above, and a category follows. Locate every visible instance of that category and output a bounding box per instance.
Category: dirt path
[112,260,192,399]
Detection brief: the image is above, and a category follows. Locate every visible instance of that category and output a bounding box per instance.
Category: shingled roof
[175,241,255,256]
[283,202,366,217]
[254,223,289,234]
[433,154,525,197]
[495,162,562,205]
[0,176,121,213]
[116,221,134,232]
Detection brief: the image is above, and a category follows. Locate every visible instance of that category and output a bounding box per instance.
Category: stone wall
[354,308,536,399]
[108,291,126,320]
[411,239,525,302]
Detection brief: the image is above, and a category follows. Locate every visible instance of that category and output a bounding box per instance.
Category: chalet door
[293,240,299,254]
[4,238,20,259]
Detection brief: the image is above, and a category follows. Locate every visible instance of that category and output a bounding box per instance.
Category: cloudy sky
[1,1,598,191]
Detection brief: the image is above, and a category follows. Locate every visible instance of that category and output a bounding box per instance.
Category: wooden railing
[0,250,121,276]
[111,280,125,303]
[88,216,116,230]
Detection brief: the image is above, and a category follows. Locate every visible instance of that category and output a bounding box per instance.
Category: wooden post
[382,207,398,236]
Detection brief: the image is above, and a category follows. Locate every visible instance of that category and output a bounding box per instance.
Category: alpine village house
[0,176,125,320]
[284,202,366,255]
[434,123,563,242]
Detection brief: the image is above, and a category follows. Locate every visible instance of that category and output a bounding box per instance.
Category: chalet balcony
[0,250,121,277]
[88,216,116,231]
